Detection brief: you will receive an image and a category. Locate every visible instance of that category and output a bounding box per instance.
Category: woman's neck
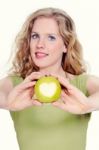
[39,66,66,77]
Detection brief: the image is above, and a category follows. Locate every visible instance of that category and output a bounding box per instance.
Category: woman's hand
[7,72,44,111]
[51,74,92,114]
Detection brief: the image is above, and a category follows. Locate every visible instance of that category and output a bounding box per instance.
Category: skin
[30,17,66,74]
[0,17,99,113]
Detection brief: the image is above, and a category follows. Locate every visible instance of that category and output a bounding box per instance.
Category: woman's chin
[34,61,49,68]
[34,63,49,69]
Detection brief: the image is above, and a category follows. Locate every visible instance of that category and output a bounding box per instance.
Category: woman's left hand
[51,74,92,114]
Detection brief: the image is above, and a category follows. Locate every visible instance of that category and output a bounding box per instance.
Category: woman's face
[30,17,66,70]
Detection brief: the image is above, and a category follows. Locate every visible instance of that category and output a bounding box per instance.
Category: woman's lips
[35,52,48,59]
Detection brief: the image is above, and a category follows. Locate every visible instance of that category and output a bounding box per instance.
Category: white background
[0,0,99,150]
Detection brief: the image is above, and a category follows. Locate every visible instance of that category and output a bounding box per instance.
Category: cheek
[30,42,36,55]
[30,40,37,49]
[50,44,65,55]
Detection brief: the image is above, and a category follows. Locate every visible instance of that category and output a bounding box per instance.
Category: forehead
[32,17,59,34]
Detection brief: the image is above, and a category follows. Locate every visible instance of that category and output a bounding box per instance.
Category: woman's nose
[37,38,45,49]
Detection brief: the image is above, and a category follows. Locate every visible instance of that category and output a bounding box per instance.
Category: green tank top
[10,74,90,150]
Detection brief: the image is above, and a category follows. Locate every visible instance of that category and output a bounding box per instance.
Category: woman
[0,7,99,150]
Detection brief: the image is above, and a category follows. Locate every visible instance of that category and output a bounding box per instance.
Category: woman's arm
[0,77,13,109]
[87,75,99,111]
[51,73,99,114]
[0,72,43,111]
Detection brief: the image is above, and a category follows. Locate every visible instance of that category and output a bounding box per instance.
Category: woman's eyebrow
[31,31,59,36]
[31,31,38,34]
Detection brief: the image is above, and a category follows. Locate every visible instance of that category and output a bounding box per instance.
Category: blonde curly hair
[11,7,86,78]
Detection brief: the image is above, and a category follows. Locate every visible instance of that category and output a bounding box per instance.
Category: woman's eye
[48,35,56,41]
[31,34,39,39]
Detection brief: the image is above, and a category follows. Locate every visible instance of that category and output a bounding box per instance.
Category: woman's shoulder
[68,72,99,96]
[0,76,14,93]
[67,73,90,96]
[67,72,89,81]
[85,74,99,95]
[8,74,23,87]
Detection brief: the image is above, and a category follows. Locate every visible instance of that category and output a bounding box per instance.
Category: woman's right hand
[7,72,43,111]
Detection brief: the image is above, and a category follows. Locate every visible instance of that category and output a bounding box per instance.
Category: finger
[60,90,67,101]
[21,95,43,108]
[50,73,81,94]
[61,89,71,97]
[15,81,36,92]
[50,73,72,90]
[61,89,79,104]
[52,101,67,111]
[21,99,42,109]
[32,100,43,106]
[61,90,80,106]
[61,93,72,104]
[52,100,77,113]
[24,72,44,83]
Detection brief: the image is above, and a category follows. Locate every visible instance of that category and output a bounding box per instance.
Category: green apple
[34,76,61,103]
